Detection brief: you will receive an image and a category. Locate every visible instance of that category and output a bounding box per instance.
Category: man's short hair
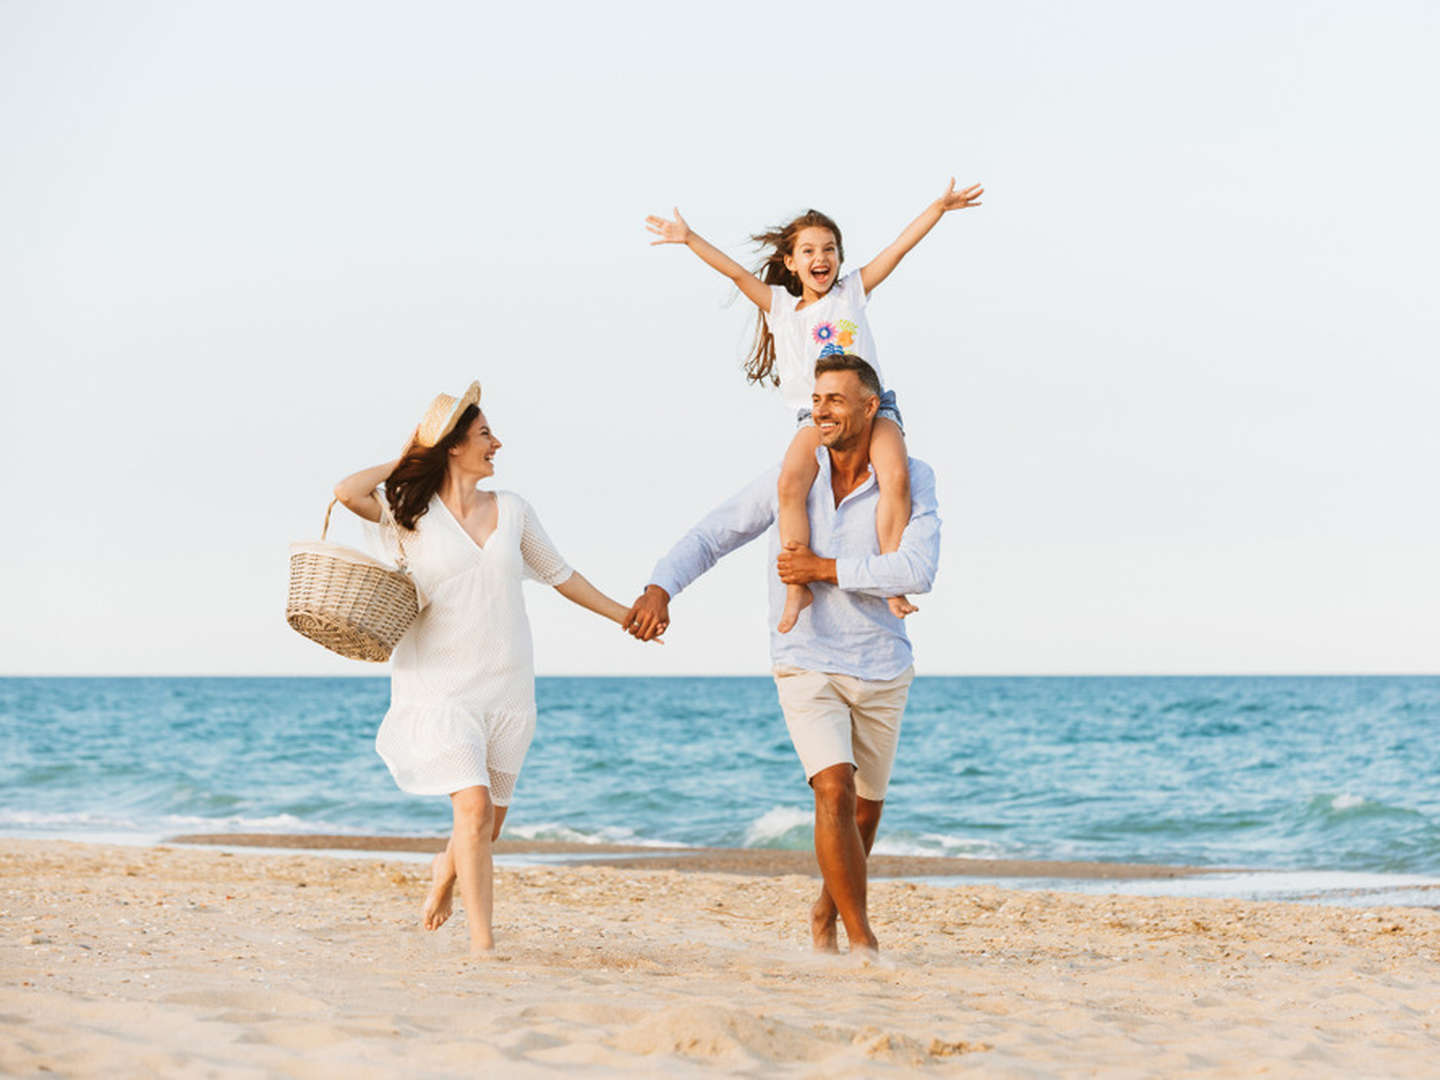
[814,354,882,398]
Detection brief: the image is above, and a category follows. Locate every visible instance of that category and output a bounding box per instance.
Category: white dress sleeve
[361,486,402,563]
[518,498,574,586]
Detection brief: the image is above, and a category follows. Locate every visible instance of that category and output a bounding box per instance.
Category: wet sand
[168,831,1216,879]
[3,839,1438,1077]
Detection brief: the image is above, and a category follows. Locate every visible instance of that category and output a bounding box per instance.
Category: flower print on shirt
[813,321,846,358]
[837,319,858,349]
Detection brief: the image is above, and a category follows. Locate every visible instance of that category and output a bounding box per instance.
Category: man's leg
[811,794,883,952]
[810,763,878,954]
[811,666,913,952]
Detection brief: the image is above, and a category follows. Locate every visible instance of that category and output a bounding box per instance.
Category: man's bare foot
[886,595,918,619]
[422,852,455,931]
[811,898,839,953]
[778,584,813,634]
[849,942,881,966]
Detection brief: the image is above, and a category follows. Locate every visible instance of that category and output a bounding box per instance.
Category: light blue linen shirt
[648,450,942,681]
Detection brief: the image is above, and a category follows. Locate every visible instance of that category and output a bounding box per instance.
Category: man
[625,354,941,955]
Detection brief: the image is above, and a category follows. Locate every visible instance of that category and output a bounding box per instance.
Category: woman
[334,381,643,956]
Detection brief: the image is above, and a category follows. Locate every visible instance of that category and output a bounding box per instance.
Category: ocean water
[2,676,1438,884]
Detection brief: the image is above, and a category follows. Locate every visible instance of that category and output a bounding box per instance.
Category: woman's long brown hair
[384,404,478,531]
[744,209,845,386]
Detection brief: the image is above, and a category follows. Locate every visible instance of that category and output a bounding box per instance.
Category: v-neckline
[437,491,501,553]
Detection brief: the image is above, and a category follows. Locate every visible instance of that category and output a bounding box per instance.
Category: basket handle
[320,493,411,571]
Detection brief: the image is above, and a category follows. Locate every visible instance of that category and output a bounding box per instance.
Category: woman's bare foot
[778,583,813,634]
[886,595,918,619]
[468,930,495,957]
[422,852,455,931]
[811,897,839,953]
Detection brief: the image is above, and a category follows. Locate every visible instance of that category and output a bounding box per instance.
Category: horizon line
[3,672,1438,680]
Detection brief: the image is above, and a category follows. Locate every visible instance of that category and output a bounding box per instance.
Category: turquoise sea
[3,676,1438,904]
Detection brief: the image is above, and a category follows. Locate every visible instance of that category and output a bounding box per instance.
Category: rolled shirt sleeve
[833,460,941,598]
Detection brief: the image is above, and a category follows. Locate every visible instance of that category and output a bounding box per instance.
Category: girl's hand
[645,208,692,245]
[936,178,984,213]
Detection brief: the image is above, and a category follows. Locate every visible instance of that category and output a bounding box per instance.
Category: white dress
[371,489,572,804]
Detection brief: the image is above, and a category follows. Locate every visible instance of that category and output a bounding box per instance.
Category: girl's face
[449,409,501,478]
[784,226,841,296]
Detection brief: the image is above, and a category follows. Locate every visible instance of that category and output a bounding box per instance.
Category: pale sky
[3,0,1437,675]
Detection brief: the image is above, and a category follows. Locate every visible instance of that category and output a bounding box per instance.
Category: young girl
[646,178,983,631]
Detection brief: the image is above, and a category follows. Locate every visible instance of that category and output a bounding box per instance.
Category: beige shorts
[772,665,915,801]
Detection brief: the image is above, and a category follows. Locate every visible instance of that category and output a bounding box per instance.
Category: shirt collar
[815,447,877,509]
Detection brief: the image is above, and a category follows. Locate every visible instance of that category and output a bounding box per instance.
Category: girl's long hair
[744,209,845,386]
[384,404,478,531]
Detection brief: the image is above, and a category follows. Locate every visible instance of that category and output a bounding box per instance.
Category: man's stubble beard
[820,419,872,455]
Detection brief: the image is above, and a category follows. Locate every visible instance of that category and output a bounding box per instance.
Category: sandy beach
[3,839,1438,1078]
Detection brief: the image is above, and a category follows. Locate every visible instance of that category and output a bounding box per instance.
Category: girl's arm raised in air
[859,178,983,295]
[646,208,773,313]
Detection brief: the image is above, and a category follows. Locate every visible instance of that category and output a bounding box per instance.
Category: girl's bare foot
[778,583,813,634]
[886,595,918,619]
[422,852,455,931]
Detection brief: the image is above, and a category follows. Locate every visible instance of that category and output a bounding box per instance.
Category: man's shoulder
[905,456,936,488]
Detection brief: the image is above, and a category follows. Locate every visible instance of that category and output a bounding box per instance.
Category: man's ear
[863,393,880,420]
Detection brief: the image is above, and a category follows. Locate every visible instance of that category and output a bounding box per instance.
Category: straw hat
[413,381,482,448]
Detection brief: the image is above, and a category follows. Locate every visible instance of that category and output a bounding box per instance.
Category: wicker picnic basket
[286,496,419,662]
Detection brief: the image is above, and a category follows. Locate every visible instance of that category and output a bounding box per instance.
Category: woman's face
[449,409,501,478]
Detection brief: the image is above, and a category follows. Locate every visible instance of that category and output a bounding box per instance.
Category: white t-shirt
[763,270,883,410]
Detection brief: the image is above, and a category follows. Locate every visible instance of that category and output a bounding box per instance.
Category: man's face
[811,370,877,452]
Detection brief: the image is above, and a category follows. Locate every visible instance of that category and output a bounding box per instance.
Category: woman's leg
[423,804,508,931]
[870,418,918,618]
[449,785,497,954]
[423,838,455,930]
[779,425,822,633]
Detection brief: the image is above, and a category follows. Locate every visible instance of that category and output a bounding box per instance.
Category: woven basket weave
[286,497,419,662]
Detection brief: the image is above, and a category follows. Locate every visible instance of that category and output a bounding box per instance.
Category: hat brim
[415,380,483,448]
[435,380,483,443]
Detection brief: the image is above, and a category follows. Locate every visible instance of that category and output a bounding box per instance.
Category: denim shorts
[796,389,904,435]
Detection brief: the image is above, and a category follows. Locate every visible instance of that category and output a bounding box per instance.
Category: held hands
[936,177,984,213]
[644,208,692,245]
[777,542,837,587]
[623,584,671,642]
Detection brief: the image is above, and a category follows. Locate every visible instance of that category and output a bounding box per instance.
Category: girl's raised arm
[859,178,983,295]
[646,208,773,313]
